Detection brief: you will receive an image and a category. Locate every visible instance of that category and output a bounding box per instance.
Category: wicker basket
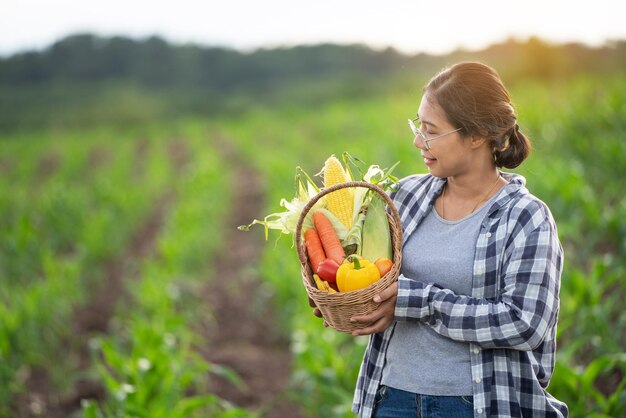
[295,181,403,333]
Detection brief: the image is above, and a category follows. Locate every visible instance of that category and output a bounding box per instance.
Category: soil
[201,139,306,417]
[86,147,111,172]
[36,151,61,178]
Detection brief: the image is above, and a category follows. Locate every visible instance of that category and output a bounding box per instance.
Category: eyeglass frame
[408,118,462,150]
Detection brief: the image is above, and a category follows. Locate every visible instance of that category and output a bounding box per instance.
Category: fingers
[310,281,398,334]
[351,307,384,324]
[373,281,398,303]
[350,284,397,336]
[352,316,393,336]
[351,288,397,323]
[350,303,393,335]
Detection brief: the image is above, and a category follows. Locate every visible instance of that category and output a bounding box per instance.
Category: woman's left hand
[350,281,398,336]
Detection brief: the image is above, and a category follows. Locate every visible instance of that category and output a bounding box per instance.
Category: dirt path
[36,151,61,179]
[202,140,306,417]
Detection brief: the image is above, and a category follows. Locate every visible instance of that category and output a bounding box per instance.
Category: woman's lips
[422,155,437,166]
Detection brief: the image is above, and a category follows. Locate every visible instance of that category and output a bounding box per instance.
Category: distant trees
[0,34,406,90]
[0,34,624,132]
[2,33,625,88]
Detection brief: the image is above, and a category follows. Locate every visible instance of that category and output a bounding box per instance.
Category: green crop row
[82,129,251,417]
[0,127,222,416]
[0,130,177,414]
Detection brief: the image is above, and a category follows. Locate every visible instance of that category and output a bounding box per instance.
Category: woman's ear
[469,134,488,149]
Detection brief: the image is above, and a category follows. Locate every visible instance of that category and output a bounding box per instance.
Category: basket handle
[294,181,402,268]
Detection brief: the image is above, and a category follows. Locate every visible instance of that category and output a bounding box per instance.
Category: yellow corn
[313,274,336,292]
[323,155,354,228]
[313,274,325,290]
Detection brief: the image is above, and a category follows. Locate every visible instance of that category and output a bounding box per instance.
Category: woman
[347,62,567,417]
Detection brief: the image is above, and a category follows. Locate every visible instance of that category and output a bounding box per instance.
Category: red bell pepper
[317,259,340,283]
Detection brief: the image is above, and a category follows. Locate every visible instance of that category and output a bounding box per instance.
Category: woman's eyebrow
[416,114,438,129]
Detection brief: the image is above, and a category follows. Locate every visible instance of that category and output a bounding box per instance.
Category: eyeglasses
[408,118,462,150]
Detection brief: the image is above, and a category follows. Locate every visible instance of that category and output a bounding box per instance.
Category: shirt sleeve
[394,212,563,351]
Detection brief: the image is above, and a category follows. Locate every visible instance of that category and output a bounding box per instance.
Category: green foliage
[0,131,168,413]
[0,128,248,416]
[81,134,252,417]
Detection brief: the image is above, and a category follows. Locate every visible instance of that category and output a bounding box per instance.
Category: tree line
[0,34,408,90]
[0,34,624,132]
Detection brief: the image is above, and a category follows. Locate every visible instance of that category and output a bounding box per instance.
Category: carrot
[304,228,326,273]
[312,211,346,265]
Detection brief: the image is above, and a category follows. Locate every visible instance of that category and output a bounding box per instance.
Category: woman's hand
[350,281,398,336]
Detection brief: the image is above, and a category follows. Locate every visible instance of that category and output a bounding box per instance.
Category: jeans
[373,385,474,418]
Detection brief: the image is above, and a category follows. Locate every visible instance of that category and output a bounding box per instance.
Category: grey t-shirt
[381,192,497,396]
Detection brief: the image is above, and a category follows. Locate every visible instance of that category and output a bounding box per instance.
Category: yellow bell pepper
[336,255,381,292]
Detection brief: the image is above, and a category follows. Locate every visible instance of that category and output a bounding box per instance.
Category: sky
[2,0,625,57]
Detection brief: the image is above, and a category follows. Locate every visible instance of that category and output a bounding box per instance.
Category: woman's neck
[445,168,501,200]
[437,167,504,221]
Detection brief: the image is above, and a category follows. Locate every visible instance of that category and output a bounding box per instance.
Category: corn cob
[323,155,354,228]
[313,274,337,292]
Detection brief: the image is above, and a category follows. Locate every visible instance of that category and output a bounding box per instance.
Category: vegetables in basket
[312,211,345,265]
[303,229,325,274]
[361,194,393,262]
[239,152,400,292]
[238,166,327,238]
[323,155,354,228]
[313,274,337,293]
[239,152,398,242]
[336,256,381,292]
[317,259,340,283]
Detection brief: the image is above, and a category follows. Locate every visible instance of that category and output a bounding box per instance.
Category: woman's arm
[394,216,563,351]
[352,202,563,351]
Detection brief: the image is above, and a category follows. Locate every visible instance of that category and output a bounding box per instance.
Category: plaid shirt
[352,173,568,417]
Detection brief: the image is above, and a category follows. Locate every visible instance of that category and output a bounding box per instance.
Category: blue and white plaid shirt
[352,173,568,417]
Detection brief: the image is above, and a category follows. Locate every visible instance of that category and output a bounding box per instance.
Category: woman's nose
[413,135,426,150]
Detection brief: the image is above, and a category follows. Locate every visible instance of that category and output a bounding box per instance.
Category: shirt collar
[395,172,528,245]
[424,172,527,217]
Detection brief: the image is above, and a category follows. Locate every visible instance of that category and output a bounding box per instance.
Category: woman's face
[414,94,473,178]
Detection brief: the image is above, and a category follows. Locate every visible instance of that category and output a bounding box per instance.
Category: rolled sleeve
[394,274,431,321]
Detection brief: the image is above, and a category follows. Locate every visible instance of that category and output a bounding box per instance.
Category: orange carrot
[304,228,326,273]
[313,211,346,265]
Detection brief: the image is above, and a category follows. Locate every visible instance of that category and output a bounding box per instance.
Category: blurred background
[1,1,625,417]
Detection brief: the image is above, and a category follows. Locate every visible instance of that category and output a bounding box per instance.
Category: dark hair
[424,62,531,169]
